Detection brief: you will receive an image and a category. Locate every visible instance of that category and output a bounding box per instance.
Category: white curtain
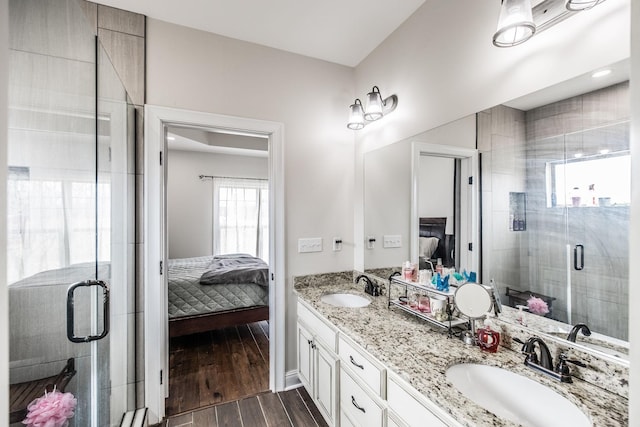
[7,167,111,284]
[213,177,269,262]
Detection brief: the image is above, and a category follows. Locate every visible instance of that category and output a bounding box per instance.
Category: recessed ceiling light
[599,149,610,155]
[167,136,176,141]
[574,153,583,158]
[592,69,612,78]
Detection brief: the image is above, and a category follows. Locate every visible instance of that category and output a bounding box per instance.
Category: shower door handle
[573,244,584,271]
[67,280,110,343]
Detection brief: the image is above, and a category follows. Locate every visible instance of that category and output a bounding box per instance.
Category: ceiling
[92,0,426,67]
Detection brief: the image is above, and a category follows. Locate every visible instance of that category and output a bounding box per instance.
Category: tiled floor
[156,387,329,427]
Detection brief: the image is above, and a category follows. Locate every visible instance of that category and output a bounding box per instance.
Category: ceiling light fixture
[493,0,536,47]
[565,0,606,11]
[347,86,398,130]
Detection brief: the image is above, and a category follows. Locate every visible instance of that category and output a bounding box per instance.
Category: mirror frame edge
[409,141,480,274]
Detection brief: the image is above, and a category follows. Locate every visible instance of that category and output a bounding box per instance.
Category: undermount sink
[320,293,371,308]
[446,363,591,427]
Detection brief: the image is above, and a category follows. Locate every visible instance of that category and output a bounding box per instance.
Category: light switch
[383,235,402,248]
[298,237,323,253]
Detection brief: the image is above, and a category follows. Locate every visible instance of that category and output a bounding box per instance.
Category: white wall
[419,156,454,234]
[167,150,268,259]
[146,19,355,373]
[0,0,8,418]
[355,0,629,150]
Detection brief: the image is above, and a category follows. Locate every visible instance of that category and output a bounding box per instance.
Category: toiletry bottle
[435,258,443,275]
[477,319,500,353]
[402,261,414,281]
[516,305,528,326]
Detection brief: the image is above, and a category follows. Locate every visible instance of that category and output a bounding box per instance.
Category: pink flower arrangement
[527,296,549,316]
[23,388,77,427]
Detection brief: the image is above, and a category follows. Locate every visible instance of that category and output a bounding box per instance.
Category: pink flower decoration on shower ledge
[23,387,77,427]
[527,296,549,316]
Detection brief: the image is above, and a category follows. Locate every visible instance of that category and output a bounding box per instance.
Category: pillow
[419,237,439,259]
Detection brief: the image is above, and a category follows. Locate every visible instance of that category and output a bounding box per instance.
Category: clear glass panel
[8,0,133,425]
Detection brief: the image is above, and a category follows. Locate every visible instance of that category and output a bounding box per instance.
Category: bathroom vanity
[294,272,628,427]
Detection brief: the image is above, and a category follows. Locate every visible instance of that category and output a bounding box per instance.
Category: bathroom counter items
[293,273,628,427]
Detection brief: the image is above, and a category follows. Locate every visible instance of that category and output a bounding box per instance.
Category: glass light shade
[347,99,365,130]
[364,86,384,121]
[493,0,536,47]
[565,0,606,11]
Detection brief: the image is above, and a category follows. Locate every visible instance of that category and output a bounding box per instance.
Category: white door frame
[143,105,286,424]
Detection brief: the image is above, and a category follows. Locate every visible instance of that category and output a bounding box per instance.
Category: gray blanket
[199,253,269,287]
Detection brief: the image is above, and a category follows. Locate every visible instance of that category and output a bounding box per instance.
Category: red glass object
[477,326,500,353]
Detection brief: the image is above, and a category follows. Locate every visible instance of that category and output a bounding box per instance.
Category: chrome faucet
[567,323,591,342]
[517,336,586,383]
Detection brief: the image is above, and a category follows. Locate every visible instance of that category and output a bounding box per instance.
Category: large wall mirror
[361,58,630,363]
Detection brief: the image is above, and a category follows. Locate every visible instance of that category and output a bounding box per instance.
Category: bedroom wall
[167,150,268,259]
[418,156,454,234]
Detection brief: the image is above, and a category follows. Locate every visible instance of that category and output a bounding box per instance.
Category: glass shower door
[7,0,134,425]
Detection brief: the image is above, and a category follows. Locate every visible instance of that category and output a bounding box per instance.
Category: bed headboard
[419,217,447,261]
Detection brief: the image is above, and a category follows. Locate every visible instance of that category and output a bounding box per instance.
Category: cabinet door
[297,323,314,393]
[315,341,339,426]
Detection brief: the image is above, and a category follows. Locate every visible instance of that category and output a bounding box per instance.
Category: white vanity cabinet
[296,297,462,427]
[297,301,339,426]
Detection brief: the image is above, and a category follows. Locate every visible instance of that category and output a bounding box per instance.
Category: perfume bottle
[477,319,500,353]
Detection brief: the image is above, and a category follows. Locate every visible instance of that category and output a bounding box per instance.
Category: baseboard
[284,370,302,391]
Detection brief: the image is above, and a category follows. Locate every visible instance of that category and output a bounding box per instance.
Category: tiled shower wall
[480,82,630,340]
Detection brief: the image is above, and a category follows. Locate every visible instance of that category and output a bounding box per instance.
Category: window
[213,177,269,262]
[547,152,630,208]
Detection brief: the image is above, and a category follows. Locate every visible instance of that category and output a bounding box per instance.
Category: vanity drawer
[340,368,385,427]
[387,376,449,427]
[297,301,337,351]
[338,335,385,397]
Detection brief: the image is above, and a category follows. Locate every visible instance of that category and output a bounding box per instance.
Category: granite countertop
[294,278,628,427]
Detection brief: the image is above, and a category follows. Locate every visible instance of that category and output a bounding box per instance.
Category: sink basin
[320,293,370,308]
[446,364,591,427]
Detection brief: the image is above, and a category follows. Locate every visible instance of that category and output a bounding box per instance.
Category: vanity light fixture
[347,86,398,130]
[565,0,606,11]
[492,0,536,47]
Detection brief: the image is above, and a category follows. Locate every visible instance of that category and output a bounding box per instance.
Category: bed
[167,253,270,337]
[419,217,454,268]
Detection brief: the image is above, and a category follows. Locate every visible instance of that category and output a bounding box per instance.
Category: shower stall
[8,0,135,425]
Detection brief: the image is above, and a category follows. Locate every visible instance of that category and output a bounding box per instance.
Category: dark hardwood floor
[166,321,270,416]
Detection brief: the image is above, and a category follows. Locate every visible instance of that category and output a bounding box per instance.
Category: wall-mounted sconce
[493,0,608,48]
[493,0,536,47]
[347,86,398,130]
[564,0,606,11]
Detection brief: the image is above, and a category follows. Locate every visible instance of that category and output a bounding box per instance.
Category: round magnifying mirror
[454,282,492,319]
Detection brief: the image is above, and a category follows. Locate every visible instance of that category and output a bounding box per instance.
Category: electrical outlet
[333,237,342,251]
[383,235,402,248]
[298,237,323,253]
[366,236,376,249]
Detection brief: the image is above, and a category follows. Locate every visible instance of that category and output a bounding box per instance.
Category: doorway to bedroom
[164,125,271,415]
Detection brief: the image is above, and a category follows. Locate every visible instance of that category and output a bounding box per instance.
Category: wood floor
[166,321,270,416]
[158,388,329,427]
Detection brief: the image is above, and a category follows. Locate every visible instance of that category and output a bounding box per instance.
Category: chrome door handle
[67,280,110,343]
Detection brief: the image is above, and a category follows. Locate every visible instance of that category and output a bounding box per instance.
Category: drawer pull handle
[350,355,364,370]
[351,396,366,413]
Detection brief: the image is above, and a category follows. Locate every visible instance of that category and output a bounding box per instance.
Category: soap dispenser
[477,319,500,353]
